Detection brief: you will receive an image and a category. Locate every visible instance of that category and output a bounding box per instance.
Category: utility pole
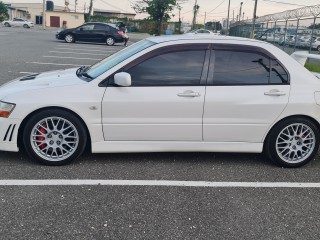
[178,5,182,34]
[226,0,231,35]
[242,12,244,21]
[84,2,86,13]
[88,0,94,18]
[192,0,199,30]
[42,0,46,30]
[238,2,243,22]
[75,0,77,12]
[204,12,206,28]
[251,0,258,38]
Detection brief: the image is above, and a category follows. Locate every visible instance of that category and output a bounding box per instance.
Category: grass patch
[305,62,320,73]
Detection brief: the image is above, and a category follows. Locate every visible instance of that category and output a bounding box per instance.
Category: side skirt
[92,141,263,154]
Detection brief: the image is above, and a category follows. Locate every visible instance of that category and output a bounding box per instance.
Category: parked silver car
[2,18,34,28]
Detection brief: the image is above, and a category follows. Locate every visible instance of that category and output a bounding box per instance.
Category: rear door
[203,44,290,143]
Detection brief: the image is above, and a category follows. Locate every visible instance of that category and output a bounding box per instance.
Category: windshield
[86,39,156,79]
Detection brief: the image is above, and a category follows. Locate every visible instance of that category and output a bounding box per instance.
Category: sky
[4,0,320,23]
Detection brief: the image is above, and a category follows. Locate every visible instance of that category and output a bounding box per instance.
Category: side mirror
[79,27,84,31]
[114,72,131,87]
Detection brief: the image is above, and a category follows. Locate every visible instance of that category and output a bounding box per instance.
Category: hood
[0,68,86,100]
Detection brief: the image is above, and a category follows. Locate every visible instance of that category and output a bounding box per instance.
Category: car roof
[84,22,118,29]
[146,34,264,45]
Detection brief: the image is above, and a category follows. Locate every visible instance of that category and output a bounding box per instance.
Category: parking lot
[1,27,320,239]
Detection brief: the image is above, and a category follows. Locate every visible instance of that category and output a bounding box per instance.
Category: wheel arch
[263,114,320,149]
[17,106,92,152]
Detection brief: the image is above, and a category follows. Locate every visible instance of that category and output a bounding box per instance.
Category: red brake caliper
[37,126,47,150]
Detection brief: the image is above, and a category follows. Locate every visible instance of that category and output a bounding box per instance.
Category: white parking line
[55,47,117,52]
[19,72,37,74]
[57,44,120,50]
[26,62,80,66]
[1,180,320,188]
[43,56,102,61]
[49,51,110,56]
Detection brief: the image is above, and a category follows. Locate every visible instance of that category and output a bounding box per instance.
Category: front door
[203,46,290,143]
[102,45,210,141]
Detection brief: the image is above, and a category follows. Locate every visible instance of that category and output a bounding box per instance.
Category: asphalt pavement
[1,26,320,240]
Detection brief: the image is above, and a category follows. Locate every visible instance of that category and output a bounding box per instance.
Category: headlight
[0,101,16,118]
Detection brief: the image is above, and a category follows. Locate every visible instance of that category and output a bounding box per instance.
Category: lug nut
[49,140,54,145]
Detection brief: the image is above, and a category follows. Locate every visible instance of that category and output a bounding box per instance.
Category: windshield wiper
[82,72,93,79]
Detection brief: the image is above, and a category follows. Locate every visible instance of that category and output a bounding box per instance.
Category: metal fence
[229,4,320,55]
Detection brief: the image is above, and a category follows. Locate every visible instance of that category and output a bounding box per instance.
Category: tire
[317,45,320,52]
[23,109,87,166]
[64,34,75,43]
[106,36,115,46]
[4,22,10,27]
[265,117,320,168]
[23,24,29,28]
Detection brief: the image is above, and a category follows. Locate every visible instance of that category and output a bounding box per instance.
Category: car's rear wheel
[64,34,75,43]
[23,24,29,28]
[317,45,320,52]
[23,109,87,165]
[106,36,115,46]
[265,117,320,167]
[4,22,10,27]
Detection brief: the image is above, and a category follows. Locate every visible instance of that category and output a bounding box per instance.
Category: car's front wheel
[106,36,115,46]
[23,109,87,165]
[265,117,320,167]
[23,24,29,28]
[317,45,320,52]
[4,22,10,27]
[64,34,75,43]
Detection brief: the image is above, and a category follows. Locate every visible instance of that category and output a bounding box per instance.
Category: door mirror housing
[114,72,132,87]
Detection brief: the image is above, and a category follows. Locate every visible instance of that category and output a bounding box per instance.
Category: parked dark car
[56,22,125,46]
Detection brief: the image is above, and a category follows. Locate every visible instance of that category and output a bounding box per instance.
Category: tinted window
[82,24,94,30]
[213,50,270,85]
[127,50,205,86]
[94,24,109,31]
[270,60,289,84]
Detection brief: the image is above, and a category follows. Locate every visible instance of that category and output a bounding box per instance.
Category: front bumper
[0,117,21,152]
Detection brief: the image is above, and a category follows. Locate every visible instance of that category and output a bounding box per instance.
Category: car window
[87,39,156,79]
[127,50,205,86]
[94,24,109,31]
[270,60,289,84]
[213,50,270,85]
[82,24,94,30]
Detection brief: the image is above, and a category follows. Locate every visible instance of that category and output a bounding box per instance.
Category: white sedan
[3,18,34,28]
[0,35,320,167]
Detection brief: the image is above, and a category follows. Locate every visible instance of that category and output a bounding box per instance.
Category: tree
[133,0,183,35]
[0,1,8,21]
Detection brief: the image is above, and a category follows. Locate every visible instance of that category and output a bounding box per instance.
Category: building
[5,2,84,28]
[5,4,29,20]
[93,9,136,20]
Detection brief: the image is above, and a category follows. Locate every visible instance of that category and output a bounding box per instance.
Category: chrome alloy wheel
[30,117,79,161]
[276,123,316,163]
[106,37,115,46]
[65,34,74,43]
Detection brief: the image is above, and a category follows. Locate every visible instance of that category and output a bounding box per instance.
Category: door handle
[264,90,286,96]
[177,90,201,97]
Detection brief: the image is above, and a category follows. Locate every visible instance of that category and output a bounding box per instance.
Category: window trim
[208,44,290,86]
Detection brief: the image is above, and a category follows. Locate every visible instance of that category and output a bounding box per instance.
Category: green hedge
[305,62,320,73]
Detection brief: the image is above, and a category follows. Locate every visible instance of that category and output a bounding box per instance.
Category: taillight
[118,31,124,35]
